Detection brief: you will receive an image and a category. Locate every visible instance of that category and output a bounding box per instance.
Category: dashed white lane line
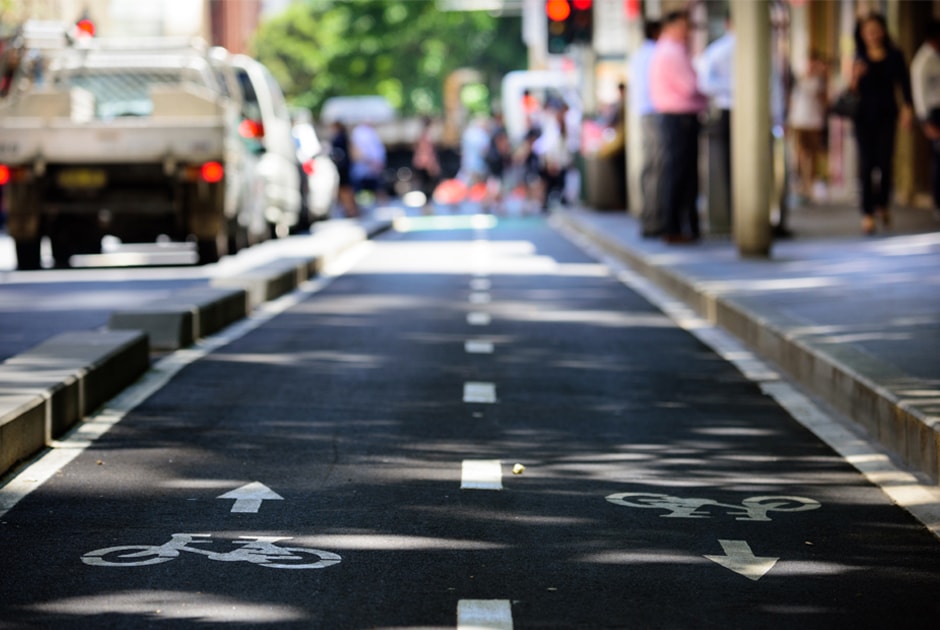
[469,292,492,304]
[464,382,497,403]
[465,340,495,354]
[470,278,491,291]
[457,599,513,629]
[467,312,492,326]
[460,460,504,490]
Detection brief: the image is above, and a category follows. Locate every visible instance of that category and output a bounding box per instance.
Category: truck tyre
[15,238,42,270]
[226,218,248,256]
[196,238,219,265]
[50,217,101,268]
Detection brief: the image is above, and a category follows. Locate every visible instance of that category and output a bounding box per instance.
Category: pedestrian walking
[850,12,913,235]
[412,116,441,213]
[350,121,387,204]
[911,19,940,221]
[484,124,513,214]
[533,99,573,212]
[459,115,491,189]
[788,49,829,204]
[629,20,664,236]
[649,10,708,243]
[329,121,359,218]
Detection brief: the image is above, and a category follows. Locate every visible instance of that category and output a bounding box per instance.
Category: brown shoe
[861,215,875,235]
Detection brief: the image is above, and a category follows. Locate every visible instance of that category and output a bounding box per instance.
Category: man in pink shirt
[649,10,707,242]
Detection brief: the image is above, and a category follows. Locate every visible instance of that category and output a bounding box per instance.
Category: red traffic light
[200,161,224,184]
[572,0,592,9]
[75,18,95,37]
[546,0,571,22]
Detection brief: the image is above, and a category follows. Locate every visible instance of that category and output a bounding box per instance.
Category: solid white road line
[457,599,513,629]
[467,312,492,326]
[464,382,496,403]
[465,340,494,354]
[461,460,504,490]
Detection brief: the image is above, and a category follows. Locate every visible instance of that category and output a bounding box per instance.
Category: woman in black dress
[851,12,913,234]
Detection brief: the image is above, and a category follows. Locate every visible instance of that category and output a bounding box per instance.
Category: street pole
[731,0,772,257]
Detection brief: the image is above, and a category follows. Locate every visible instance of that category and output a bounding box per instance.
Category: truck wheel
[226,219,248,256]
[15,238,42,270]
[50,218,100,268]
[196,237,222,265]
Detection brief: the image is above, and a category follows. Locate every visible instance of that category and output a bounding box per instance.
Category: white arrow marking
[704,540,778,581]
[458,599,513,629]
[217,482,284,513]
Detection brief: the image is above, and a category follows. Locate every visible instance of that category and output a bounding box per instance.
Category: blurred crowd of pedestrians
[626,7,940,243]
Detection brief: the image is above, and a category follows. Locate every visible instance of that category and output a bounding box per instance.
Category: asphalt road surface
[1,214,939,628]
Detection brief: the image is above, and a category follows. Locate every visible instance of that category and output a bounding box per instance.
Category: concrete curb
[109,286,249,351]
[555,210,940,484]
[0,330,149,474]
[0,217,393,478]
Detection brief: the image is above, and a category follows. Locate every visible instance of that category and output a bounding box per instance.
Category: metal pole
[731,0,772,257]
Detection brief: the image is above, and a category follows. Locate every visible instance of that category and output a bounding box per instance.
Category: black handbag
[830,90,860,119]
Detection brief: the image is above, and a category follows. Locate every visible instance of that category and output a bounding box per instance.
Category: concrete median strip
[0,330,149,475]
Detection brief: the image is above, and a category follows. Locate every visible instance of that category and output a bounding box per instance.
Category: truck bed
[0,117,227,165]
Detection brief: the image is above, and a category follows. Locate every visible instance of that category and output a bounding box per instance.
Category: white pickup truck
[0,37,265,269]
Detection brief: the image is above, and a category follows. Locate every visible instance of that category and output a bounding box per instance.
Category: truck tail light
[0,165,9,186]
[302,159,315,176]
[239,119,264,140]
[200,161,224,183]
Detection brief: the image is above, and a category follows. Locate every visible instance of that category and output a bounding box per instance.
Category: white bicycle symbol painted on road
[606,492,821,521]
[82,533,342,570]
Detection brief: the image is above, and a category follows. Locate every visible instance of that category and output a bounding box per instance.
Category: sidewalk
[555,200,940,485]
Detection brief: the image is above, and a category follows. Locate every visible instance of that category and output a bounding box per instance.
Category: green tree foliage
[250,0,526,116]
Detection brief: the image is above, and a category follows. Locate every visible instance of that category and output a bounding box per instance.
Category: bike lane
[0,216,939,628]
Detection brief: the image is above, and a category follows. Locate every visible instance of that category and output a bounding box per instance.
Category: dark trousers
[639,113,665,234]
[930,109,940,210]
[931,143,940,210]
[659,113,701,237]
[854,119,897,216]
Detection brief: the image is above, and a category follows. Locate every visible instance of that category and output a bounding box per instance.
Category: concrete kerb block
[211,259,307,308]
[0,393,46,477]
[0,330,149,477]
[109,286,248,351]
[110,306,195,351]
[0,364,80,440]
[4,330,149,422]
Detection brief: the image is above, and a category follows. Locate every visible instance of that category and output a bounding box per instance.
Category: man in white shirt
[911,20,940,215]
[350,122,387,197]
